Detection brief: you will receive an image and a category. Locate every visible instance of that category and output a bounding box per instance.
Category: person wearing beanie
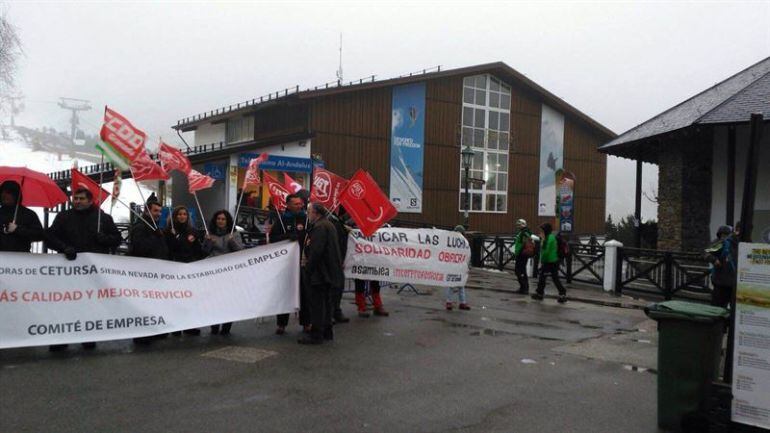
[513,219,534,294]
[532,222,567,303]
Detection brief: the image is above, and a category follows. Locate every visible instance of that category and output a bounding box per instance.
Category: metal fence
[469,233,712,302]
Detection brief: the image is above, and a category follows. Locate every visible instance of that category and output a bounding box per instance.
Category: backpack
[556,233,570,259]
[522,236,535,257]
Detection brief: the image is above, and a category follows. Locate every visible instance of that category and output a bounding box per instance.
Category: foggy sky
[5,1,770,222]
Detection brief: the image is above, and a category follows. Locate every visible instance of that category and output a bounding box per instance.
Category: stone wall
[656,129,713,252]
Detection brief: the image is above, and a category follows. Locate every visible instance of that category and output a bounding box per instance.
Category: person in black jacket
[128,197,168,345]
[46,188,122,258]
[0,181,44,252]
[329,207,350,324]
[45,187,122,351]
[165,205,203,336]
[298,202,344,345]
[128,198,168,260]
[270,194,309,335]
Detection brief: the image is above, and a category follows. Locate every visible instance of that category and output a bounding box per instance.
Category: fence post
[495,236,503,271]
[565,250,573,283]
[532,236,541,278]
[615,244,624,296]
[603,240,623,294]
[664,252,674,300]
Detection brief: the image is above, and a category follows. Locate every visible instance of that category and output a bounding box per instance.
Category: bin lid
[644,300,729,322]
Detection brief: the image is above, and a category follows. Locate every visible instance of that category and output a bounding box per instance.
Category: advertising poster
[538,105,565,216]
[732,243,770,429]
[556,169,576,233]
[390,82,425,213]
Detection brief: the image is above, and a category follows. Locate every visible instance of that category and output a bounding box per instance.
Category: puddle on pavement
[469,328,517,337]
[623,364,658,375]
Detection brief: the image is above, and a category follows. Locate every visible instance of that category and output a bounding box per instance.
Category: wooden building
[600,56,770,252]
[171,62,614,234]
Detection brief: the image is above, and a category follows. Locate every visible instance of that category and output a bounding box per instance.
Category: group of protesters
[0,179,396,349]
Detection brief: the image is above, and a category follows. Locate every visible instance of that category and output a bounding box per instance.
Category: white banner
[732,243,770,429]
[0,241,299,349]
[344,228,470,288]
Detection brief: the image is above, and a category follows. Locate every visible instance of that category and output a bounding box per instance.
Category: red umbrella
[0,166,68,209]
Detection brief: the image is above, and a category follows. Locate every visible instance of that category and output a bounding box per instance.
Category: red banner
[283,172,303,194]
[158,142,192,174]
[310,167,348,211]
[339,170,397,237]
[187,169,215,194]
[99,107,147,162]
[130,150,169,182]
[263,172,290,212]
[244,153,269,187]
[71,168,110,207]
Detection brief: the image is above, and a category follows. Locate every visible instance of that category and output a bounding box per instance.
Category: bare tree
[0,7,23,110]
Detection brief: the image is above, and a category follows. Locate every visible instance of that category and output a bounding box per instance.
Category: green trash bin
[644,301,729,431]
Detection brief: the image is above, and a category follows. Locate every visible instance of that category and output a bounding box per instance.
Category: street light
[461,145,475,229]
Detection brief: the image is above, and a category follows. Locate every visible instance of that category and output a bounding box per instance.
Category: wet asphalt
[0,284,660,433]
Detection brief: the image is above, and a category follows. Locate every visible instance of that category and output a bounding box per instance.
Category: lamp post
[461,145,475,229]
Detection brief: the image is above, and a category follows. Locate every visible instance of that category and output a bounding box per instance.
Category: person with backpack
[513,219,534,294]
[532,222,567,303]
[704,225,737,308]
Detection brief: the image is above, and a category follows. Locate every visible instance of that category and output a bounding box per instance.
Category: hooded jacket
[46,204,122,254]
[0,181,45,252]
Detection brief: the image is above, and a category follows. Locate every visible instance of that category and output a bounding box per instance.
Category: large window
[226,116,255,144]
[459,74,511,213]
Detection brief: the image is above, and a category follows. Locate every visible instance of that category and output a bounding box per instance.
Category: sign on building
[538,105,564,216]
[390,82,425,213]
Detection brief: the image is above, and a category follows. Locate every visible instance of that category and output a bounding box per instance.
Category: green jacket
[513,228,532,255]
[540,233,558,264]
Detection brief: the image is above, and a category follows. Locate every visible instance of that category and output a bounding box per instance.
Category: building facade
[172,62,614,234]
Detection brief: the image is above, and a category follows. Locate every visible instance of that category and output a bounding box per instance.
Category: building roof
[600,56,770,159]
[173,62,616,141]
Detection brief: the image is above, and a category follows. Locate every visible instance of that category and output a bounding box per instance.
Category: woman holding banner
[203,210,243,335]
[165,206,204,336]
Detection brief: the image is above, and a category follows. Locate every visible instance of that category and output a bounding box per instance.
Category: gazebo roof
[600,56,770,161]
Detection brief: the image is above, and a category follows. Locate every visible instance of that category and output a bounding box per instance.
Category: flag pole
[112,194,155,231]
[12,176,24,223]
[193,192,209,235]
[129,167,158,230]
[231,188,245,235]
[97,153,104,233]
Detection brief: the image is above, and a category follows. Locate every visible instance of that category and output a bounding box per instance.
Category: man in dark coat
[298,202,344,345]
[128,197,168,344]
[329,207,350,323]
[0,180,44,252]
[270,194,309,334]
[128,198,168,260]
[46,188,122,257]
[45,187,122,351]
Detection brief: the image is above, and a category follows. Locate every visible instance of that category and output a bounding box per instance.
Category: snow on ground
[0,127,149,224]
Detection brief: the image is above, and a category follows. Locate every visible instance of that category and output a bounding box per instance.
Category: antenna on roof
[336,33,343,86]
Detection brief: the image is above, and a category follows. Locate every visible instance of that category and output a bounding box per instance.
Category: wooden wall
[307,74,607,235]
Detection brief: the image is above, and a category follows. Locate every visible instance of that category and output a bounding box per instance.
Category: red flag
[99,107,147,162]
[187,169,215,194]
[283,172,303,194]
[130,150,170,182]
[71,168,110,207]
[158,141,192,174]
[243,153,269,187]
[310,167,348,211]
[263,172,290,212]
[339,170,398,237]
